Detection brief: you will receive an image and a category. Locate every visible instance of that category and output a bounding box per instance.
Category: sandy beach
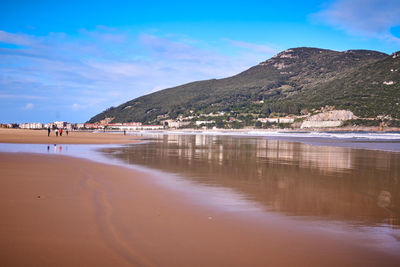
[0,128,138,144]
[1,130,399,266]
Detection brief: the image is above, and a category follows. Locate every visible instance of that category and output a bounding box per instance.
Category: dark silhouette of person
[48,127,51,137]
[66,129,69,136]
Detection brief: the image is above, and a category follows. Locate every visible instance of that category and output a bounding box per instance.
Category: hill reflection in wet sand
[101,134,400,227]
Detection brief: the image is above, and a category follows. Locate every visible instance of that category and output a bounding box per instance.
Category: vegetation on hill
[88,47,399,124]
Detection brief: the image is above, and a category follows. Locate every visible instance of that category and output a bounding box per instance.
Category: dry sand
[1,129,399,266]
[0,128,138,144]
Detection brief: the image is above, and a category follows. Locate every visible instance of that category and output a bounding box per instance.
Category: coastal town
[0,121,164,131]
[2,106,399,131]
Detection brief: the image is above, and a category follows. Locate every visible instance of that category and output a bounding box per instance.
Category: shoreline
[2,127,399,155]
[160,128,400,135]
[1,152,400,266]
[0,128,139,144]
[168,126,400,132]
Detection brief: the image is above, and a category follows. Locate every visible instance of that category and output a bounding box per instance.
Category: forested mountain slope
[88,47,399,123]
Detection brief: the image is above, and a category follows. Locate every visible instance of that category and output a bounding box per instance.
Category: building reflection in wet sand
[101,134,400,227]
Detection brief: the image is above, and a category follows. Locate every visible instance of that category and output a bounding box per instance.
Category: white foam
[131,130,400,141]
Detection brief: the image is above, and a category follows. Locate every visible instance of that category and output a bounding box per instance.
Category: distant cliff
[88,47,399,126]
[301,110,357,128]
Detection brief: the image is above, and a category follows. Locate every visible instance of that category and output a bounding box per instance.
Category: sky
[1,0,399,123]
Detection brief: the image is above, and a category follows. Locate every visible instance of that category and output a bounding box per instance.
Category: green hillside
[88,47,399,124]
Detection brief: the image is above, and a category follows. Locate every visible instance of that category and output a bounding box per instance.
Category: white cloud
[0,30,37,46]
[0,28,275,122]
[24,103,34,110]
[223,38,278,54]
[0,94,44,99]
[312,0,400,42]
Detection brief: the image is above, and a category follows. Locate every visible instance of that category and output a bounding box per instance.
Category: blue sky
[1,0,399,123]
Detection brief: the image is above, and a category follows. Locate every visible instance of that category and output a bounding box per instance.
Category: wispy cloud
[0,28,273,122]
[23,103,34,110]
[312,0,400,42]
[0,94,44,99]
[223,38,278,54]
[0,30,36,46]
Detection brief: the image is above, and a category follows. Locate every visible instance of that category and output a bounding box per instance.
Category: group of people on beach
[47,127,68,137]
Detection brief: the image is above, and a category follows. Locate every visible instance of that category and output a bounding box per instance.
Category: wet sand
[106,135,400,225]
[1,152,399,266]
[0,128,138,144]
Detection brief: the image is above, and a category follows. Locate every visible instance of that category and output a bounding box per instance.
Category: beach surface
[1,130,399,266]
[0,128,138,144]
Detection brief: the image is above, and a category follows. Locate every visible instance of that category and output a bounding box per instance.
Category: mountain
[88,47,399,124]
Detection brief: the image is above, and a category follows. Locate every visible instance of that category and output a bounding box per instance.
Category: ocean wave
[135,130,400,141]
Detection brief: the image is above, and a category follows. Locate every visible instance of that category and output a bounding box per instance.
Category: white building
[258,118,279,123]
[278,117,295,123]
[19,123,43,129]
[112,125,164,131]
[75,123,85,129]
[195,120,215,126]
[163,120,191,128]
[65,123,73,130]
[257,117,294,124]
[54,121,67,129]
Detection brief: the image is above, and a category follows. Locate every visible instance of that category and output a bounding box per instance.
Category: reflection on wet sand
[101,135,400,227]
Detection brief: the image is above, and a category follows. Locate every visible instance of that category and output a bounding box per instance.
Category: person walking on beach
[59,128,63,136]
[66,129,69,136]
[55,129,59,137]
[47,127,51,137]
